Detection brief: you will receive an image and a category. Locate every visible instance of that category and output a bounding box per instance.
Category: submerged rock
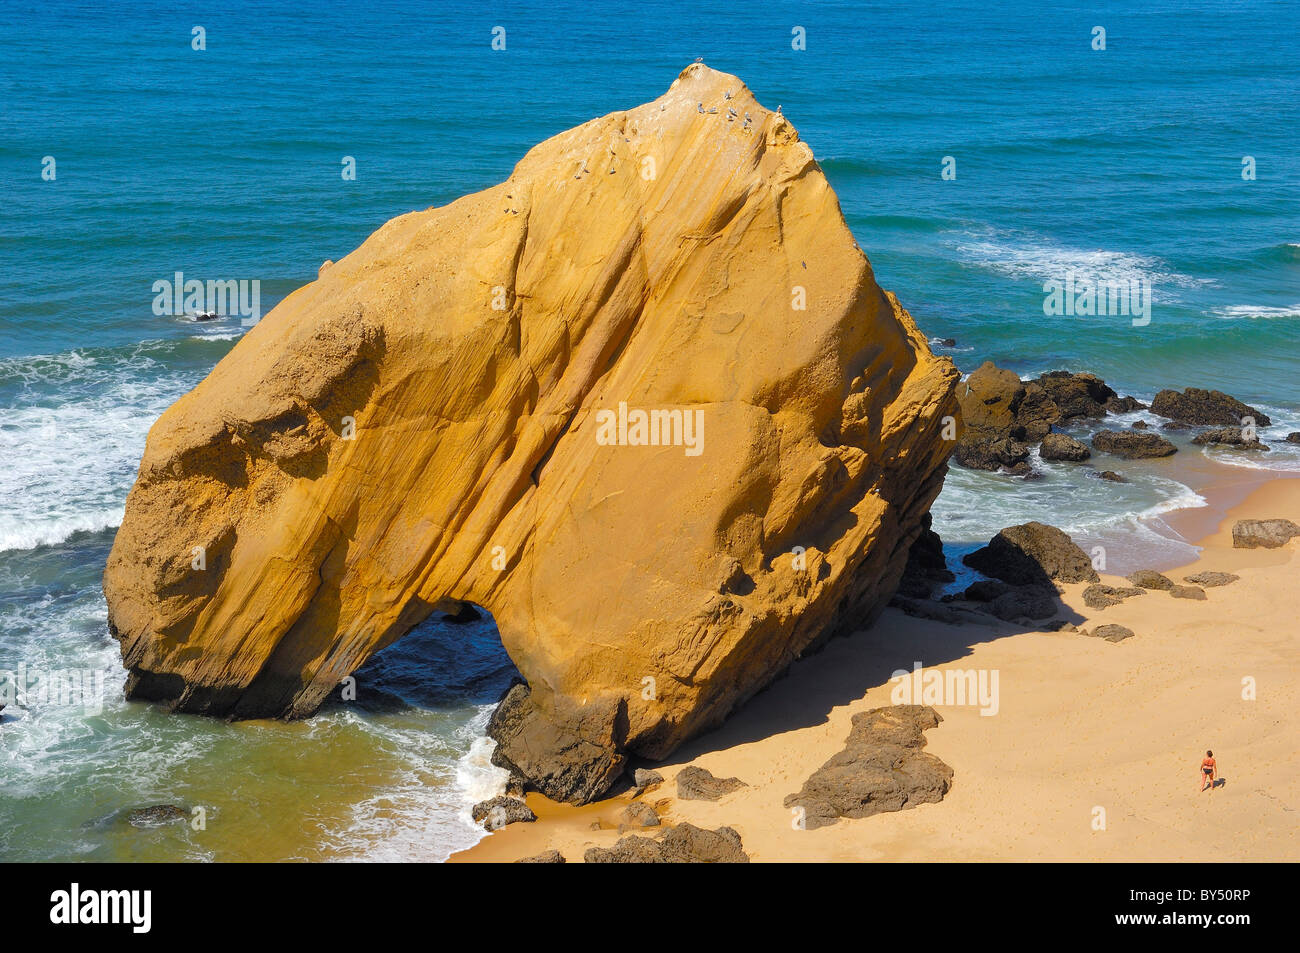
[1232,519,1300,549]
[676,765,747,801]
[102,65,960,803]
[127,805,187,828]
[1091,429,1177,459]
[783,705,952,829]
[962,521,1100,586]
[1192,428,1269,450]
[1097,470,1126,483]
[1150,388,1271,427]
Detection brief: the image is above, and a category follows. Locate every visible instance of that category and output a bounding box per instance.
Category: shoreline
[451,475,1300,862]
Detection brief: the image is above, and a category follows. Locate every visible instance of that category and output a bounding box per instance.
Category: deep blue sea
[2,0,1297,860]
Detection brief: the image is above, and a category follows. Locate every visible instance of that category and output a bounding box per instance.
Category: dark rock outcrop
[954,435,1030,472]
[1098,470,1126,483]
[783,705,952,830]
[896,512,955,598]
[1150,388,1271,427]
[487,682,626,804]
[1191,428,1269,451]
[962,521,1099,586]
[981,585,1059,622]
[675,765,747,801]
[1039,432,1091,462]
[1232,519,1300,549]
[471,795,537,830]
[1036,370,1116,420]
[1105,395,1147,414]
[584,823,749,863]
[1092,429,1177,459]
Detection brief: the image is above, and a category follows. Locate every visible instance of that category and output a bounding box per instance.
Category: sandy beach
[452,476,1300,862]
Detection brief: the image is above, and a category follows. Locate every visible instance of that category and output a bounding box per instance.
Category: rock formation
[1082,584,1145,609]
[962,521,1099,586]
[103,65,959,803]
[953,364,1143,473]
[675,765,748,801]
[783,705,952,829]
[1232,519,1300,549]
[1191,428,1269,451]
[1091,429,1177,459]
[1150,388,1270,427]
[584,823,749,863]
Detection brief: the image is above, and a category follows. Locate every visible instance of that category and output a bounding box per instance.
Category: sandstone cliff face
[104,65,959,801]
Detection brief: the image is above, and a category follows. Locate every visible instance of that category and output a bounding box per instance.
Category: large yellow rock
[104,65,960,802]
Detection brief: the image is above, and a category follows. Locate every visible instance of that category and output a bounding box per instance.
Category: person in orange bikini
[1200,750,1217,792]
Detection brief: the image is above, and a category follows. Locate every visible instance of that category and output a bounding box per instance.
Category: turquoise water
[2,0,1297,860]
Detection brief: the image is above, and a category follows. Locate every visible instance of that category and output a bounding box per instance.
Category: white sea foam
[1212,304,1300,320]
[948,228,1212,298]
[0,348,192,552]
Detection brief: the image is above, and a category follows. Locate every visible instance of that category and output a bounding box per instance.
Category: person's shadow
[1212,778,1227,789]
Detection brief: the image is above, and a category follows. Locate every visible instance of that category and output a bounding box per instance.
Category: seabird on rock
[697,102,704,113]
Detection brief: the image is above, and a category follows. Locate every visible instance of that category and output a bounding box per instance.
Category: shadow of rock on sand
[668,594,1082,763]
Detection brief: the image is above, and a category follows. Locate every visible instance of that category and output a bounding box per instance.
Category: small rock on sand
[1085,624,1135,643]
[1232,519,1300,549]
[1169,585,1207,600]
[676,765,747,801]
[516,850,565,863]
[1083,584,1145,609]
[471,796,537,830]
[619,801,661,828]
[1183,571,1239,587]
[1127,569,1175,590]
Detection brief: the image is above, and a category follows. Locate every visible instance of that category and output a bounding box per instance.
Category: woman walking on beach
[1200,750,1217,792]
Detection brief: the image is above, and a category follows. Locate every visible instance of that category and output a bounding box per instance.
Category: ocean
[1,0,1297,861]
